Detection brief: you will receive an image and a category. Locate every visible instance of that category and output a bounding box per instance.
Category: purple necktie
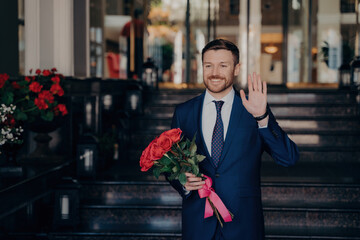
[211,100,224,167]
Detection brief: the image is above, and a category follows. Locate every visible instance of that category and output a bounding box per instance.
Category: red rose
[157,133,173,152]
[25,76,32,82]
[29,82,43,93]
[164,128,182,143]
[140,146,153,172]
[51,76,60,84]
[149,141,166,160]
[42,69,51,76]
[38,90,54,104]
[51,67,57,72]
[35,69,41,75]
[54,104,68,116]
[34,98,48,110]
[0,73,9,88]
[11,81,21,89]
[50,83,64,96]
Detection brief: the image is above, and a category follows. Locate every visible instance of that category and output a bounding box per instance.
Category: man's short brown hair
[202,39,240,65]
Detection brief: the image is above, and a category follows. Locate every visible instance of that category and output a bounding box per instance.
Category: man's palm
[240,73,267,117]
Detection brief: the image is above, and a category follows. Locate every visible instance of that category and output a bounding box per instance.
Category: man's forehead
[203,49,233,59]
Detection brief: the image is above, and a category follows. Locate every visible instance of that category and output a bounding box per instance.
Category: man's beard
[203,75,233,93]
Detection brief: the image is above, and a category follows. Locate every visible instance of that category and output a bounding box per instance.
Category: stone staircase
[64,88,360,240]
[2,88,360,239]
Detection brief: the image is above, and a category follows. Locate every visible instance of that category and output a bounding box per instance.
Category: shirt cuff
[182,185,191,195]
[258,123,268,129]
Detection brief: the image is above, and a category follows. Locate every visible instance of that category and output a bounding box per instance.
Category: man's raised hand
[240,72,268,125]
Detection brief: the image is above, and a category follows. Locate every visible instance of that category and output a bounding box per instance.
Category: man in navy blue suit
[168,39,299,240]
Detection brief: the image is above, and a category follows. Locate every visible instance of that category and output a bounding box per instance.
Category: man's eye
[221,65,228,68]
[205,65,211,68]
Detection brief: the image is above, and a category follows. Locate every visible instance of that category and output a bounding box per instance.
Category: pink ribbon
[197,175,232,222]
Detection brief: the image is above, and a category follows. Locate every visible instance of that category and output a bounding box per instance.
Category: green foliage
[2,92,13,105]
[42,111,54,121]
[179,172,187,185]
[153,167,161,179]
[159,155,172,165]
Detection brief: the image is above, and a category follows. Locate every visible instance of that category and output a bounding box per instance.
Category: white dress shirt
[202,89,235,156]
[201,88,267,156]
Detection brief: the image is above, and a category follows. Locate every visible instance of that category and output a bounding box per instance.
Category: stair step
[79,181,360,210]
[262,151,360,163]
[51,233,181,240]
[145,103,358,117]
[133,117,360,132]
[78,205,359,233]
[79,207,181,232]
[92,160,360,184]
[129,132,360,150]
[128,149,360,163]
[265,226,360,239]
[6,229,360,240]
[149,89,357,104]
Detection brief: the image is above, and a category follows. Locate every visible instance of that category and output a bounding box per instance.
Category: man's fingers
[187,176,203,182]
[184,179,205,191]
[252,72,258,91]
[185,172,195,177]
[257,74,262,92]
[185,185,204,191]
[186,180,205,186]
[247,74,253,92]
[263,80,267,95]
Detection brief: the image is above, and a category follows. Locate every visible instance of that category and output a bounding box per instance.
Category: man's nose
[212,65,220,75]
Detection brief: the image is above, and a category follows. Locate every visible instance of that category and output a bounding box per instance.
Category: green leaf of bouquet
[188,157,195,165]
[159,155,172,166]
[183,150,190,156]
[179,141,186,150]
[153,167,161,179]
[172,166,179,173]
[197,154,206,162]
[160,166,172,173]
[186,139,191,147]
[191,164,199,176]
[179,172,187,185]
[190,142,197,156]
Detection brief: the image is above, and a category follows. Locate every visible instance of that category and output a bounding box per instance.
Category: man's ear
[234,63,241,76]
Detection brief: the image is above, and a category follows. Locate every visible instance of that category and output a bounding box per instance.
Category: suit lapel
[217,93,245,168]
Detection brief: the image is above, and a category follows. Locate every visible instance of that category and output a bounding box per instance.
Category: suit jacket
[168,90,299,240]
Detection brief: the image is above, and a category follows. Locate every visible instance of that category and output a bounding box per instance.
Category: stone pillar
[74,0,90,77]
[238,0,262,87]
[0,1,19,75]
[317,0,342,83]
[25,0,74,75]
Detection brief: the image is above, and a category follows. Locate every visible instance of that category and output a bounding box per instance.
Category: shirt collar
[204,88,235,106]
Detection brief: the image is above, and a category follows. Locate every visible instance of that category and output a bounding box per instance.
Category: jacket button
[215,173,220,178]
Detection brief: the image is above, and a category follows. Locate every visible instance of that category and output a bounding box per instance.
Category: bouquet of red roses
[140,128,233,227]
[140,128,205,183]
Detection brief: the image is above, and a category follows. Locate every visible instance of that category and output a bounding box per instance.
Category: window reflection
[87,0,360,86]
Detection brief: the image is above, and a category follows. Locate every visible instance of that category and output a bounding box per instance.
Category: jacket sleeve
[165,106,192,198]
[258,106,299,167]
